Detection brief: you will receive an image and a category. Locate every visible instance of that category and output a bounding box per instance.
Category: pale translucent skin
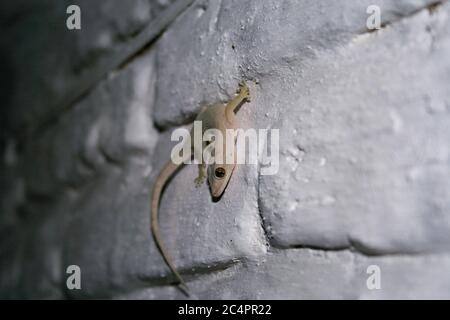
[151,82,251,296]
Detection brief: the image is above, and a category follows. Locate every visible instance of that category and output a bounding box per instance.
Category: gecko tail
[172,268,190,297]
[151,160,190,297]
[178,281,190,297]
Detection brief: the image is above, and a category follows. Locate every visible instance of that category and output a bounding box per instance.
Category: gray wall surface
[1,0,450,299]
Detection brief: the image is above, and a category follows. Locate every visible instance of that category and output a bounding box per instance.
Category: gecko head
[208,163,236,199]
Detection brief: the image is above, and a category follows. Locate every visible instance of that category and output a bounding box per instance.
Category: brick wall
[1,0,450,299]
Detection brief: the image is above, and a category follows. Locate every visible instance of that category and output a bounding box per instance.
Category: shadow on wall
[0,51,14,152]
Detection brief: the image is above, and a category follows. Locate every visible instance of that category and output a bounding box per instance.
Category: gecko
[151,81,251,296]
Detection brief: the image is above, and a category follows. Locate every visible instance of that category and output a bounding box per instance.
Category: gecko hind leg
[237,80,251,102]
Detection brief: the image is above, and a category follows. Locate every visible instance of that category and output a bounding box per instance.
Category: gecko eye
[214,167,226,179]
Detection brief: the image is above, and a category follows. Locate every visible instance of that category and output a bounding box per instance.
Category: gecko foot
[237,81,251,102]
[194,176,205,187]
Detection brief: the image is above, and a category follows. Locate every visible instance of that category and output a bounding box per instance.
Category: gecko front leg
[225,81,251,122]
[194,163,207,187]
[193,139,207,187]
